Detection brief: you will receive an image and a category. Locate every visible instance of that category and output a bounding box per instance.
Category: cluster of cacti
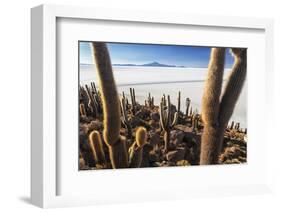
[79,43,247,170]
[145,93,154,108]
[79,82,102,118]
[200,48,247,165]
[130,87,137,115]
[120,93,132,139]
[159,94,179,153]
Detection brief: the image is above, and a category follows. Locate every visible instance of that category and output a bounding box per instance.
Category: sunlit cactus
[91,42,129,168]
[88,130,106,166]
[129,127,147,168]
[200,48,247,165]
[120,95,132,139]
[79,103,87,117]
[159,95,178,153]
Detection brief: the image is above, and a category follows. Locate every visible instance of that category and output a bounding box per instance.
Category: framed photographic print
[31,4,274,208]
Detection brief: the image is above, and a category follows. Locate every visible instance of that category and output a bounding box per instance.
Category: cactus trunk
[92,42,129,168]
[200,48,246,165]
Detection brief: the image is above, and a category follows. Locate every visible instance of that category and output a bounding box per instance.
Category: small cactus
[159,95,178,153]
[79,103,87,117]
[129,127,147,168]
[120,95,132,139]
[88,130,107,166]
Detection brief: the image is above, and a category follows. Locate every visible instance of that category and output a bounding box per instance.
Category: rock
[81,120,103,134]
[170,130,185,145]
[149,132,161,145]
[166,147,186,162]
[176,160,190,166]
[150,112,160,122]
[148,120,159,129]
[129,116,147,128]
[154,161,176,167]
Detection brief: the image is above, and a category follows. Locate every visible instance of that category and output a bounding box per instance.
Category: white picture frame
[31,4,274,208]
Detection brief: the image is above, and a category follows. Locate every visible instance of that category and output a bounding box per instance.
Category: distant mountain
[113,61,185,68]
[80,61,186,68]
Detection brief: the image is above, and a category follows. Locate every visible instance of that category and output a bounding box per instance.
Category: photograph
[78,41,247,170]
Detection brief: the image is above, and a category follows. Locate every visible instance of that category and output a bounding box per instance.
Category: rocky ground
[79,101,247,170]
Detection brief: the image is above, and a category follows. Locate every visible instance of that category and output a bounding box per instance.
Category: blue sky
[79,42,234,68]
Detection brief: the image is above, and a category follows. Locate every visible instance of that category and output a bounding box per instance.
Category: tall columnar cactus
[200,48,247,165]
[128,127,147,168]
[147,93,154,108]
[120,95,132,139]
[177,91,181,114]
[88,130,107,166]
[159,95,178,153]
[185,98,191,119]
[91,42,129,168]
[90,81,102,113]
[130,87,137,115]
[85,84,99,118]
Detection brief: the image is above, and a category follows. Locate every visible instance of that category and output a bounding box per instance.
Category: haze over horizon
[79,42,235,68]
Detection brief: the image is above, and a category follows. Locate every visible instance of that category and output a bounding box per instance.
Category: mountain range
[112,61,186,68]
[80,61,186,68]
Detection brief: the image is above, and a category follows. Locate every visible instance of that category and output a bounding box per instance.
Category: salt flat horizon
[80,65,247,127]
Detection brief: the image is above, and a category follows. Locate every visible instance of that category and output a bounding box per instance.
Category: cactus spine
[129,127,147,168]
[200,48,247,165]
[88,130,106,165]
[91,42,129,168]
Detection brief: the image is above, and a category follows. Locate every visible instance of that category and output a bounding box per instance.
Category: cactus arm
[88,130,107,166]
[167,95,171,128]
[218,49,247,127]
[201,48,226,126]
[108,136,129,168]
[171,112,178,127]
[159,101,167,131]
[128,127,147,168]
[91,42,121,146]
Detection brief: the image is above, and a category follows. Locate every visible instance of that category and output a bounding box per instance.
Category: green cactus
[91,42,129,168]
[128,127,147,168]
[159,95,178,153]
[88,130,107,166]
[200,48,247,165]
